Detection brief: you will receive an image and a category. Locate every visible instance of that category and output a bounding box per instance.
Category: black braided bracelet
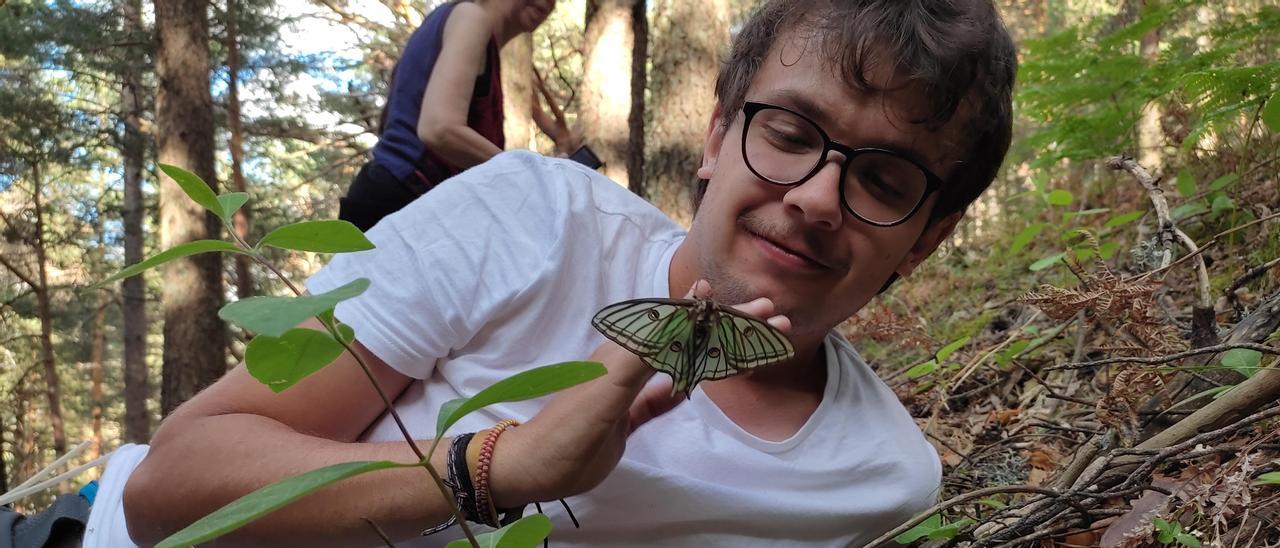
[421,432,478,536]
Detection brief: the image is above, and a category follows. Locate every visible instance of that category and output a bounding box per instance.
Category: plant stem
[232,229,481,547]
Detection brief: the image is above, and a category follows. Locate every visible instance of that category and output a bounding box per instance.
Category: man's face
[687,31,967,341]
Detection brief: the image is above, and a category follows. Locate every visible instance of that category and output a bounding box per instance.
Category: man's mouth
[745,228,830,271]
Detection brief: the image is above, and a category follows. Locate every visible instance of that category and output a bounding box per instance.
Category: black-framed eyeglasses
[740,101,944,227]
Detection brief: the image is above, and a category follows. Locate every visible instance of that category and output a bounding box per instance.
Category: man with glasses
[119,0,1016,546]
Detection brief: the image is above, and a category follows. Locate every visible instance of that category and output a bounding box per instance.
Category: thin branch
[1045,342,1280,371]
[0,254,39,289]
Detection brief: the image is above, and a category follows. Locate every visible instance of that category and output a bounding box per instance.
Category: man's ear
[696,102,728,179]
[895,211,963,278]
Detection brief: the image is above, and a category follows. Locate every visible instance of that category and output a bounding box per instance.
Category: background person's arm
[416,3,504,168]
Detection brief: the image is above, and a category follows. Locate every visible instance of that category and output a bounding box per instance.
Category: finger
[627,376,684,433]
[684,279,711,299]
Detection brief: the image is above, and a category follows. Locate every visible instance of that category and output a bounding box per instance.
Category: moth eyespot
[743,327,757,339]
[669,341,683,352]
[646,309,660,321]
[708,348,721,358]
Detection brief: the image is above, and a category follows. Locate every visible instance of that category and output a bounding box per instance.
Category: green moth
[591,298,795,397]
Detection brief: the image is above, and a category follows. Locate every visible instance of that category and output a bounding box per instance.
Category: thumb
[627,376,683,433]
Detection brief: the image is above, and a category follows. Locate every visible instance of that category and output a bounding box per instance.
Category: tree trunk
[1136,23,1163,176]
[627,0,647,196]
[31,163,67,455]
[645,0,729,226]
[155,0,227,416]
[121,0,151,443]
[579,0,635,187]
[226,0,253,300]
[501,33,536,151]
[90,292,108,460]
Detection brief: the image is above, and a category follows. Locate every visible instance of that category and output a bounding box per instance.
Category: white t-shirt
[87,151,940,547]
[306,151,942,547]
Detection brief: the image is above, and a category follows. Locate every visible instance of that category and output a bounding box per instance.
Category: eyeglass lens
[744,107,929,224]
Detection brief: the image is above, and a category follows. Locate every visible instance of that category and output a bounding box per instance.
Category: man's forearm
[125,413,452,547]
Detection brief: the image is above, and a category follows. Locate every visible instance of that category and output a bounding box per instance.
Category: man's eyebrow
[756,89,942,167]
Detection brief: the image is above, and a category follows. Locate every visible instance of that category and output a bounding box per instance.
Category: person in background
[341,0,572,231]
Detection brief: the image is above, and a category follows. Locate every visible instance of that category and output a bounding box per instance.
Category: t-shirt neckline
[690,338,840,453]
[652,239,839,454]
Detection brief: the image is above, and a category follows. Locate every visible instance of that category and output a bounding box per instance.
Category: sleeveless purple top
[372,1,505,187]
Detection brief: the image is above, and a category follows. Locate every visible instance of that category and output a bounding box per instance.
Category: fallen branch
[867,485,1068,548]
[1045,342,1280,371]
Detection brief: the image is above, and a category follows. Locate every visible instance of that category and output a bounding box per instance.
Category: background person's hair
[693,0,1018,221]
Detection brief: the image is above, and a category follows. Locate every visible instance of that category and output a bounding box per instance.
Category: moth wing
[714,305,795,369]
[641,331,697,396]
[591,298,693,357]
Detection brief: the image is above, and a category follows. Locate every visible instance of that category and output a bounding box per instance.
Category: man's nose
[782,160,844,230]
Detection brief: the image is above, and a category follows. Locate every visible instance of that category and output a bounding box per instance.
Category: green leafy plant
[1153,517,1202,548]
[1255,471,1280,486]
[893,513,975,544]
[104,165,606,548]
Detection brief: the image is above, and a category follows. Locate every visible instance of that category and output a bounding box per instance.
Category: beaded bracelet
[471,419,520,524]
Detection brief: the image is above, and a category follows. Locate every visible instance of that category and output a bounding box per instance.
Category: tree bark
[501,33,536,151]
[31,163,68,455]
[155,0,227,416]
[645,0,729,226]
[1136,2,1164,175]
[226,0,253,300]
[626,0,647,196]
[579,0,635,187]
[90,291,108,460]
[121,0,151,443]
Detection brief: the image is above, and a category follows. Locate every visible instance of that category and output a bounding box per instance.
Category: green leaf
[1171,202,1208,221]
[1104,210,1145,228]
[218,192,249,221]
[978,497,1007,509]
[1029,251,1066,272]
[1098,241,1120,260]
[996,340,1031,366]
[1208,174,1240,192]
[245,328,346,393]
[1009,223,1046,255]
[435,361,607,437]
[906,359,939,379]
[445,514,553,548]
[894,514,942,544]
[1262,94,1280,132]
[1221,348,1262,379]
[1154,518,1176,544]
[1254,471,1280,485]
[1210,384,1237,400]
[1169,384,1234,412]
[1175,170,1196,198]
[1046,189,1074,206]
[219,278,370,337]
[159,164,223,221]
[927,517,975,540]
[98,240,244,286]
[258,220,375,253]
[1210,194,1236,218]
[335,323,355,345]
[155,460,410,548]
[1175,532,1201,548]
[936,336,970,361]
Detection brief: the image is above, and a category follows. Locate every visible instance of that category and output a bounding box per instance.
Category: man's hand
[487,280,791,507]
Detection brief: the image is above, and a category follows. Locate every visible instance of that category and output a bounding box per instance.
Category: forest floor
[844,158,1280,547]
